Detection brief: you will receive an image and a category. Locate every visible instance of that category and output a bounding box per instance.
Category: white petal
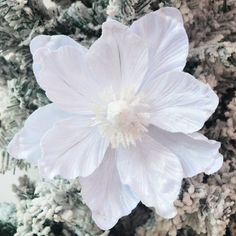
[7,104,70,165]
[39,116,109,179]
[158,7,184,24]
[205,154,223,175]
[117,135,183,219]
[80,148,139,230]
[130,7,188,83]
[30,34,87,55]
[33,46,101,114]
[148,125,223,177]
[145,71,219,133]
[31,35,87,77]
[86,19,148,93]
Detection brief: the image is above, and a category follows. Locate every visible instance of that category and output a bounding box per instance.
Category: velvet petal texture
[117,135,184,219]
[40,116,109,178]
[130,7,189,84]
[148,126,223,178]
[143,71,219,133]
[7,104,70,165]
[80,148,139,230]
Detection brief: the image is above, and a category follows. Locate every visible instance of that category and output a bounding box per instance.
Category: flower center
[107,100,132,128]
[94,88,150,148]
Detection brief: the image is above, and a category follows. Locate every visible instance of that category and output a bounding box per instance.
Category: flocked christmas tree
[0,0,236,235]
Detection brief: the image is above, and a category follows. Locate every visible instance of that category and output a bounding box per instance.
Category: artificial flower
[7,7,223,230]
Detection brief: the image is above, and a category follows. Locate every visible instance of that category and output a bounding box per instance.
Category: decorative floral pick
[7,7,223,230]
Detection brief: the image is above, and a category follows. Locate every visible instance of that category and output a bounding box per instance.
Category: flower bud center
[107,100,134,128]
[94,88,151,148]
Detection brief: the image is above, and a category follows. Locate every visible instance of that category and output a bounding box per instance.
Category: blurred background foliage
[0,0,236,235]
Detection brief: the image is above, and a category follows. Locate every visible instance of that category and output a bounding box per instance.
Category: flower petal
[117,135,183,219]
[86,19,148,93]
[7,104,70,165]
[145,71,219,133]
[33,46,101,114]
[148,125,223,177]
[130,7,188,83]
[31,35,87,77]
[158,7,184,24]
[80,148,139,230]
[39,116,109,179]
[30,35,87,56]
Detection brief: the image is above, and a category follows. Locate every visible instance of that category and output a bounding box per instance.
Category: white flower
[7,7,223,230]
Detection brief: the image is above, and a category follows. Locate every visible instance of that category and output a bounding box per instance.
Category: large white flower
[7,7,223,230]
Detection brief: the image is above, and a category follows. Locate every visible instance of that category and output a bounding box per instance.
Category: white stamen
[94,88,150,148]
